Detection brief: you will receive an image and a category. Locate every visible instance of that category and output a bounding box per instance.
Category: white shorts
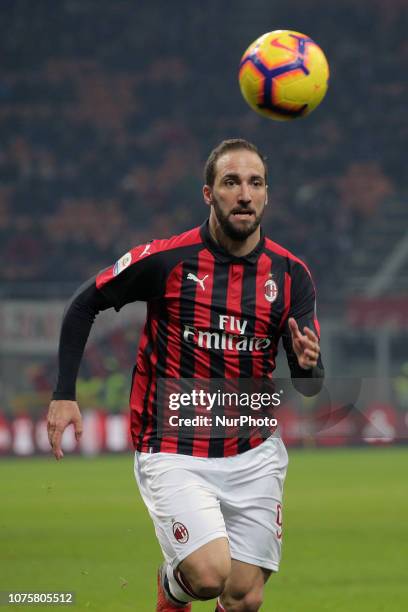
[134,437,288,572]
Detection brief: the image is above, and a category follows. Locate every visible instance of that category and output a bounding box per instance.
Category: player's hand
[47,400,82,461]
[288,317,320,370]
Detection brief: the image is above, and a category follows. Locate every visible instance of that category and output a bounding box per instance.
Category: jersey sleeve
[53,276,113,401]
[95,241,167,311]
[281,258,324,394]
[288,259,320,335]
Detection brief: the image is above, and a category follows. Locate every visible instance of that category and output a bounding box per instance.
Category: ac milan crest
[264,278,278,303]
[172,522,189,544]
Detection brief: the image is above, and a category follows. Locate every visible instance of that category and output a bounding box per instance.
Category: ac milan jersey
[96,220,321,458]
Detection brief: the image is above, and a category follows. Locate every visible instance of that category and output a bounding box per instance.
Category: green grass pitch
[1,448,407,611]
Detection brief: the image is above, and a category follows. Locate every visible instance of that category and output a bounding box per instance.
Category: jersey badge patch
[113,252,132,276]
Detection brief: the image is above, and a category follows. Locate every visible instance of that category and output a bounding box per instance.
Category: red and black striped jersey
[96,220,321,457]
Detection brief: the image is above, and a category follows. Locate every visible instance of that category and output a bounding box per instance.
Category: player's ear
[264,185,268,206]
[203,184,213,207]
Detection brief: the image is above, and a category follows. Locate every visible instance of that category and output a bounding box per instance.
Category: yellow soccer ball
[239,30,329,121]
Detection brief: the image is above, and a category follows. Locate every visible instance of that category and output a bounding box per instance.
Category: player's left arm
[287,316,321,371]
[282,259,324,396]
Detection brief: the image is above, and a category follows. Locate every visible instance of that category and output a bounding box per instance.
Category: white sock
[165,564,195,604]
[217,599,227,611]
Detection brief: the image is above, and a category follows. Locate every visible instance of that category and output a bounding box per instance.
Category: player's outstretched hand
[47,400,83,461]
[288,317,320,370]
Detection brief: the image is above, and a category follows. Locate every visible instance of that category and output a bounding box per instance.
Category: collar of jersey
[200,219,265,265]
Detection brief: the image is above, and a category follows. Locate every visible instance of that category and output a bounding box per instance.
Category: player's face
[204,150,267,241]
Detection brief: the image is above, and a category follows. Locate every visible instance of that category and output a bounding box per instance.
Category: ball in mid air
[239,30,329,121]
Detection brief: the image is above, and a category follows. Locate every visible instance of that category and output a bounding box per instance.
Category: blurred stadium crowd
[0,0,406,307]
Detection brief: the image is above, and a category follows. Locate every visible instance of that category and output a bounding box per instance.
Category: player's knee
[191,565,229,599]
[184,563,229,599]
[222,588,263,612]
[195,577,226,599]
[241,592,263,612]
[179,538,230,599]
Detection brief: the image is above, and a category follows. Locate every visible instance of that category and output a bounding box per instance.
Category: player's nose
[238,182,252,204]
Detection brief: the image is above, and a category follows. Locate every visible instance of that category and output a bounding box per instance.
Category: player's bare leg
[179,537,230,598]
[216,560,271,612]
[157,537,230,610]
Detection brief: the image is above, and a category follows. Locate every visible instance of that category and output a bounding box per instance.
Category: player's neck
[208,218,261,257]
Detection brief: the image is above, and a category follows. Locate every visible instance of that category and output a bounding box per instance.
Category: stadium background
[0,1,407,610]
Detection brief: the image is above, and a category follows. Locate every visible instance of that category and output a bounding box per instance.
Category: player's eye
[224,178,237,187]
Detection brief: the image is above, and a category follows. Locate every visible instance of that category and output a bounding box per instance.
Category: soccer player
[47,139,324,612]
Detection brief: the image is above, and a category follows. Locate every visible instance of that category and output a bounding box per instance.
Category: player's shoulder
[264,236,311,276]
[126,225,203,264]
[96,225,203,293]
[265,236,307,268]
[152,225,203,253]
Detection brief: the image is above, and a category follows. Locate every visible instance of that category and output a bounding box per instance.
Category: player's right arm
[47,242,169,459]
[47,277,113,459]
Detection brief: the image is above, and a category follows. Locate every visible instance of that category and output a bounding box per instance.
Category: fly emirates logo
[183,315,271,352]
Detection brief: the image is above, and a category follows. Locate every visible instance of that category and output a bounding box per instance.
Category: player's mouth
[230,209,255,221]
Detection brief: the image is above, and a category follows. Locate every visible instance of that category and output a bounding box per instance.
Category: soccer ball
[239,30,329,121]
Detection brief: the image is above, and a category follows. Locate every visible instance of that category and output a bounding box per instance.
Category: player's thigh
[134,452,228,569]
[222,437,288,572]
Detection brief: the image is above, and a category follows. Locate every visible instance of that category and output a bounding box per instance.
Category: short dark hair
[204,138,268,187]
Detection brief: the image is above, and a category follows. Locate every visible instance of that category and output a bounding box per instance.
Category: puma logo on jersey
[139,243,152,258]
[187,272,208,291]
